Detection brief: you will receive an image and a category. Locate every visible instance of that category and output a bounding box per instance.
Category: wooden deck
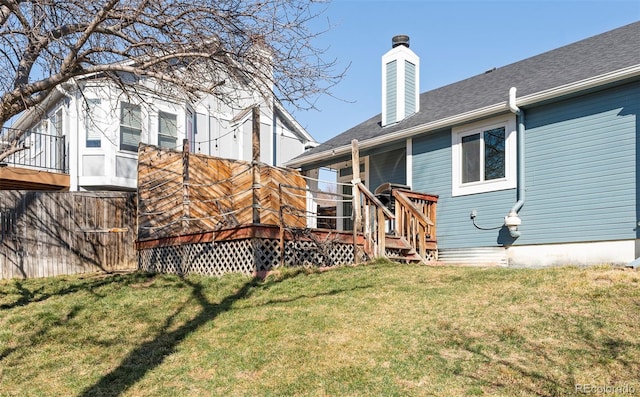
[136,141,438,276]
[136,224,365,250]
[0,165,69,190]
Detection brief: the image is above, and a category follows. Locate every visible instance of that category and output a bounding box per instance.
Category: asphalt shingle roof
[294,21,640,162]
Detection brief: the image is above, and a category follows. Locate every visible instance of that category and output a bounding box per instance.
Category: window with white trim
[158,111,177,149]
[120,102,142,151]
[85,99,102,148]
[452,115,516,196]
[30,120,47,163]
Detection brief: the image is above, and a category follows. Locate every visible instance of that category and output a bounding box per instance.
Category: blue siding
[405,61,416,116]
[412,130,515,249]
[369,148,406,191]
[411,81,639,249]
[385,60,397,124]
[518,82,639,245]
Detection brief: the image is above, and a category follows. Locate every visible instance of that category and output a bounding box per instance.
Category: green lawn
[1,261,639,396]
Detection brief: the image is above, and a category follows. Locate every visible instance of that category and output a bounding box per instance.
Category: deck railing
[393,189,438,261]
[354,182,394,259]
[275,179,438,263]
[0,128,68,173]
[277,180,397,263]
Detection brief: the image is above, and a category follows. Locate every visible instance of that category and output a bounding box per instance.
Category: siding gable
[385,60,397,125]
[405,61,416,117]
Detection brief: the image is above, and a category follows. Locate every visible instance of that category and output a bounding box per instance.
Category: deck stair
[353,179,439,264]
[384,235,424,264]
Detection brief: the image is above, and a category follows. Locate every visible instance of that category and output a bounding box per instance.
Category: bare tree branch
[0,0,344,160]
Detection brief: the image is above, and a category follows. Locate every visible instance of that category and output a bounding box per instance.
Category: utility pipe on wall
[505,87,525,238]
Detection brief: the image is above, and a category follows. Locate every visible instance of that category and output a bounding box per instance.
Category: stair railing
[392,189,438,261]
[354,182,394,259]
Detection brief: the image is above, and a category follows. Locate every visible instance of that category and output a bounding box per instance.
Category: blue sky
[291,0,640,144]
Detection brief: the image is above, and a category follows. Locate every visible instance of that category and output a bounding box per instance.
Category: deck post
[377,206,386,257]
[252,106,261,224]
[182,138,190,232]
[278,184,285,268]
[351,139,361,264]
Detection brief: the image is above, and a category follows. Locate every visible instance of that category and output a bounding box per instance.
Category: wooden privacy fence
[0,191,137,279]
[137,143,307,242]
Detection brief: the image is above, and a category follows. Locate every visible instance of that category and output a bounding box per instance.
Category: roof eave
[286,102,510,169]
[273,100,318,144]
[286,64,640,169]
[10,88,66,131]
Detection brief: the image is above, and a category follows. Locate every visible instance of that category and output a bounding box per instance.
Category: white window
[158,111,177,149]
[452,115,516,196]
[85,99,102,148]
[120,102,142,152]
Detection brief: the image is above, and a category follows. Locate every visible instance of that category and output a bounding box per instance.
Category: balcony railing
[393,189,438,261]
[0,128,68,173]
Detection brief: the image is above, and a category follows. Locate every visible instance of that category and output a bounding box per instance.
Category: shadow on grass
[0,303,84,364]
[0,272,150,310]
[257,284,373,307]
[79,276,256,397]
[80,270,337,397]
[0,274,147,364]
[0,347,16,362]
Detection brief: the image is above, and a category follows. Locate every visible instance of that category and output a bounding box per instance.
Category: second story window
[120,102,141,152]
[86,99,102,148]
[158,111,177,149]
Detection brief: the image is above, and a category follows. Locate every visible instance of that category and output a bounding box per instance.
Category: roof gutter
[287,102,510,168]
[286,64,640,169]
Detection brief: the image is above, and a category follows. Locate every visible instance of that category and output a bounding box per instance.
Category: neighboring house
[3,70,317,191]
[287,22,640,267]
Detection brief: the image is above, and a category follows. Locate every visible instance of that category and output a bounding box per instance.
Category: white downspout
[505,87,525,238]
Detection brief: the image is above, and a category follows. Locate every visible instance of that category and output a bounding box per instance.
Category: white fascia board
[286,64,640,169]
[273,100,318,144]
[286,102,509,169]
[516,64,640,107]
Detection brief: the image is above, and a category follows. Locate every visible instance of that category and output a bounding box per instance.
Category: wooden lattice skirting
[138,236,357,276]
